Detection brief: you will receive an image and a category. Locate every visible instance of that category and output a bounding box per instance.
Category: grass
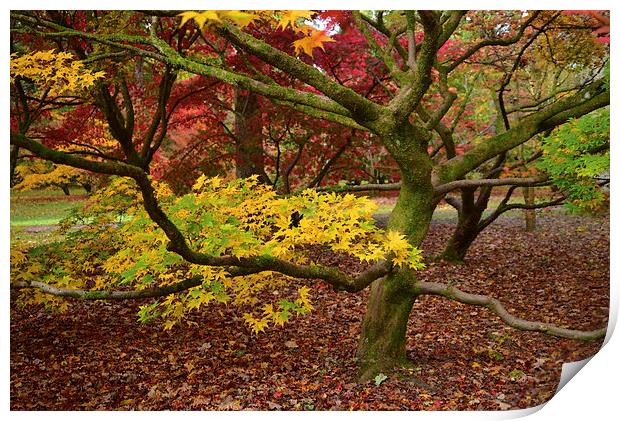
[11,187,88,227]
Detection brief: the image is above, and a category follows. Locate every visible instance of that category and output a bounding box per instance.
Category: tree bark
[440,216,481,263]
[439,185,490,262]
[357,271,418,380]
[233,88,268,183]
[523,186,536,231]
[357,128,434,380]
[10,145,20,187]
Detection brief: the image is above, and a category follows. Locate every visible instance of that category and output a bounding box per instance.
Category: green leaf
[374,373,388,386]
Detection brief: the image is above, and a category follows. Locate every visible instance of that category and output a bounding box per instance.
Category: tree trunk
[440,215,481,263]
[523,186,536,231]
[60,185,71,196]
[10,145,20,187]
[357,142,434,380]
[357,271,418,380]
[234,88,268,183]
[439,187,487,263]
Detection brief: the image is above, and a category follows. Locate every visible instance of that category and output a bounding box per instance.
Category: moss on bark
[357,131,435,380]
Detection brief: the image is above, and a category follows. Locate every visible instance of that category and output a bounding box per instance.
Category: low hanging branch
[315,176,548,195]
[12,269,607,341]
[11,260,391,298]
[433,176,549,196]
[414,281,607,341]
[11,278,205,300]
[316,182,401,192]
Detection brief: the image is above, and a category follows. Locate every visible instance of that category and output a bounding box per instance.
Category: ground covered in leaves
[10,213,609,410]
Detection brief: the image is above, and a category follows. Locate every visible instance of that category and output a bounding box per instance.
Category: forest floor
[10,194,609,410]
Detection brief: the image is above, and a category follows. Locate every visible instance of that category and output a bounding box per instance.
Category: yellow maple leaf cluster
[11,175,425,333]
[10,50,105,97]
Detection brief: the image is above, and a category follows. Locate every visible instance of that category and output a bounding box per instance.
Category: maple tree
[10,10,609,380]
[9,48,105,185]
[13,160,96,195]
[434,11,610,260]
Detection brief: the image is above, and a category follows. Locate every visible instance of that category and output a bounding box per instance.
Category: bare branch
[445,11,540,73]
[433,176,548,196]
[415,281,607,341]
[316,182,401,192]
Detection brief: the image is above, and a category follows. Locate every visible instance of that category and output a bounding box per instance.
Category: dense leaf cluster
[537,108,609,211]
[11,176,424,333]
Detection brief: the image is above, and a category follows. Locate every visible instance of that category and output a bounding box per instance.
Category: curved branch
[433,176,548,196]
[11,12,355,122]
[352,11,401,76]
[434,82,609,185]
[11,134,145,178]
[387,11,442,123]
[359,12,409,62]
[478,190,563,232]
[316,182,401,192]
[11,278,204,300]
[12,258,390,300]
[217,23,383,122]
[15,132,389,295]
[415,281,607,341]
[444,11,540,73]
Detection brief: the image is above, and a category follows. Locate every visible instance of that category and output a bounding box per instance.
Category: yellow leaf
[178,11,198,27]
[219,10,259,28]
[194,11,221,27]
[262,303,274,316]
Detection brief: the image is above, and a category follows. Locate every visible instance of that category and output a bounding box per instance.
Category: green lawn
[373,195,566,222]
[10,187,88,227]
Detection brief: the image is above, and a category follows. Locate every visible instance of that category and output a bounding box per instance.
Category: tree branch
[316,182,401,192]
[445,11,540,73]
[352,11,401,76]
[434,81,609,185]
[217,23,383,122]
[414,281,607,341]
[433,176,548,196]
[11,12,356,123]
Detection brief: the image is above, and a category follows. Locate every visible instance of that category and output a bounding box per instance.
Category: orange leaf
[292,28,335,57]
[278,10,315,31]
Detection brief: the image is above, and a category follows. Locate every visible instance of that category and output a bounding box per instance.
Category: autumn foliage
[10,10,609,394]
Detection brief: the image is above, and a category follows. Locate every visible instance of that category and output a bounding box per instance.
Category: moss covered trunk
[357,130,434,380]
[357,270,419,380]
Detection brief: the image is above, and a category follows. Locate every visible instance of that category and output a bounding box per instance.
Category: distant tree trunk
[10,145,20,187]
[60,184,71,196]
[439,187,487,263]
[523,186,536,231]
[440,215,482,262]
[234,88,269,183]
[82,183,93,194]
